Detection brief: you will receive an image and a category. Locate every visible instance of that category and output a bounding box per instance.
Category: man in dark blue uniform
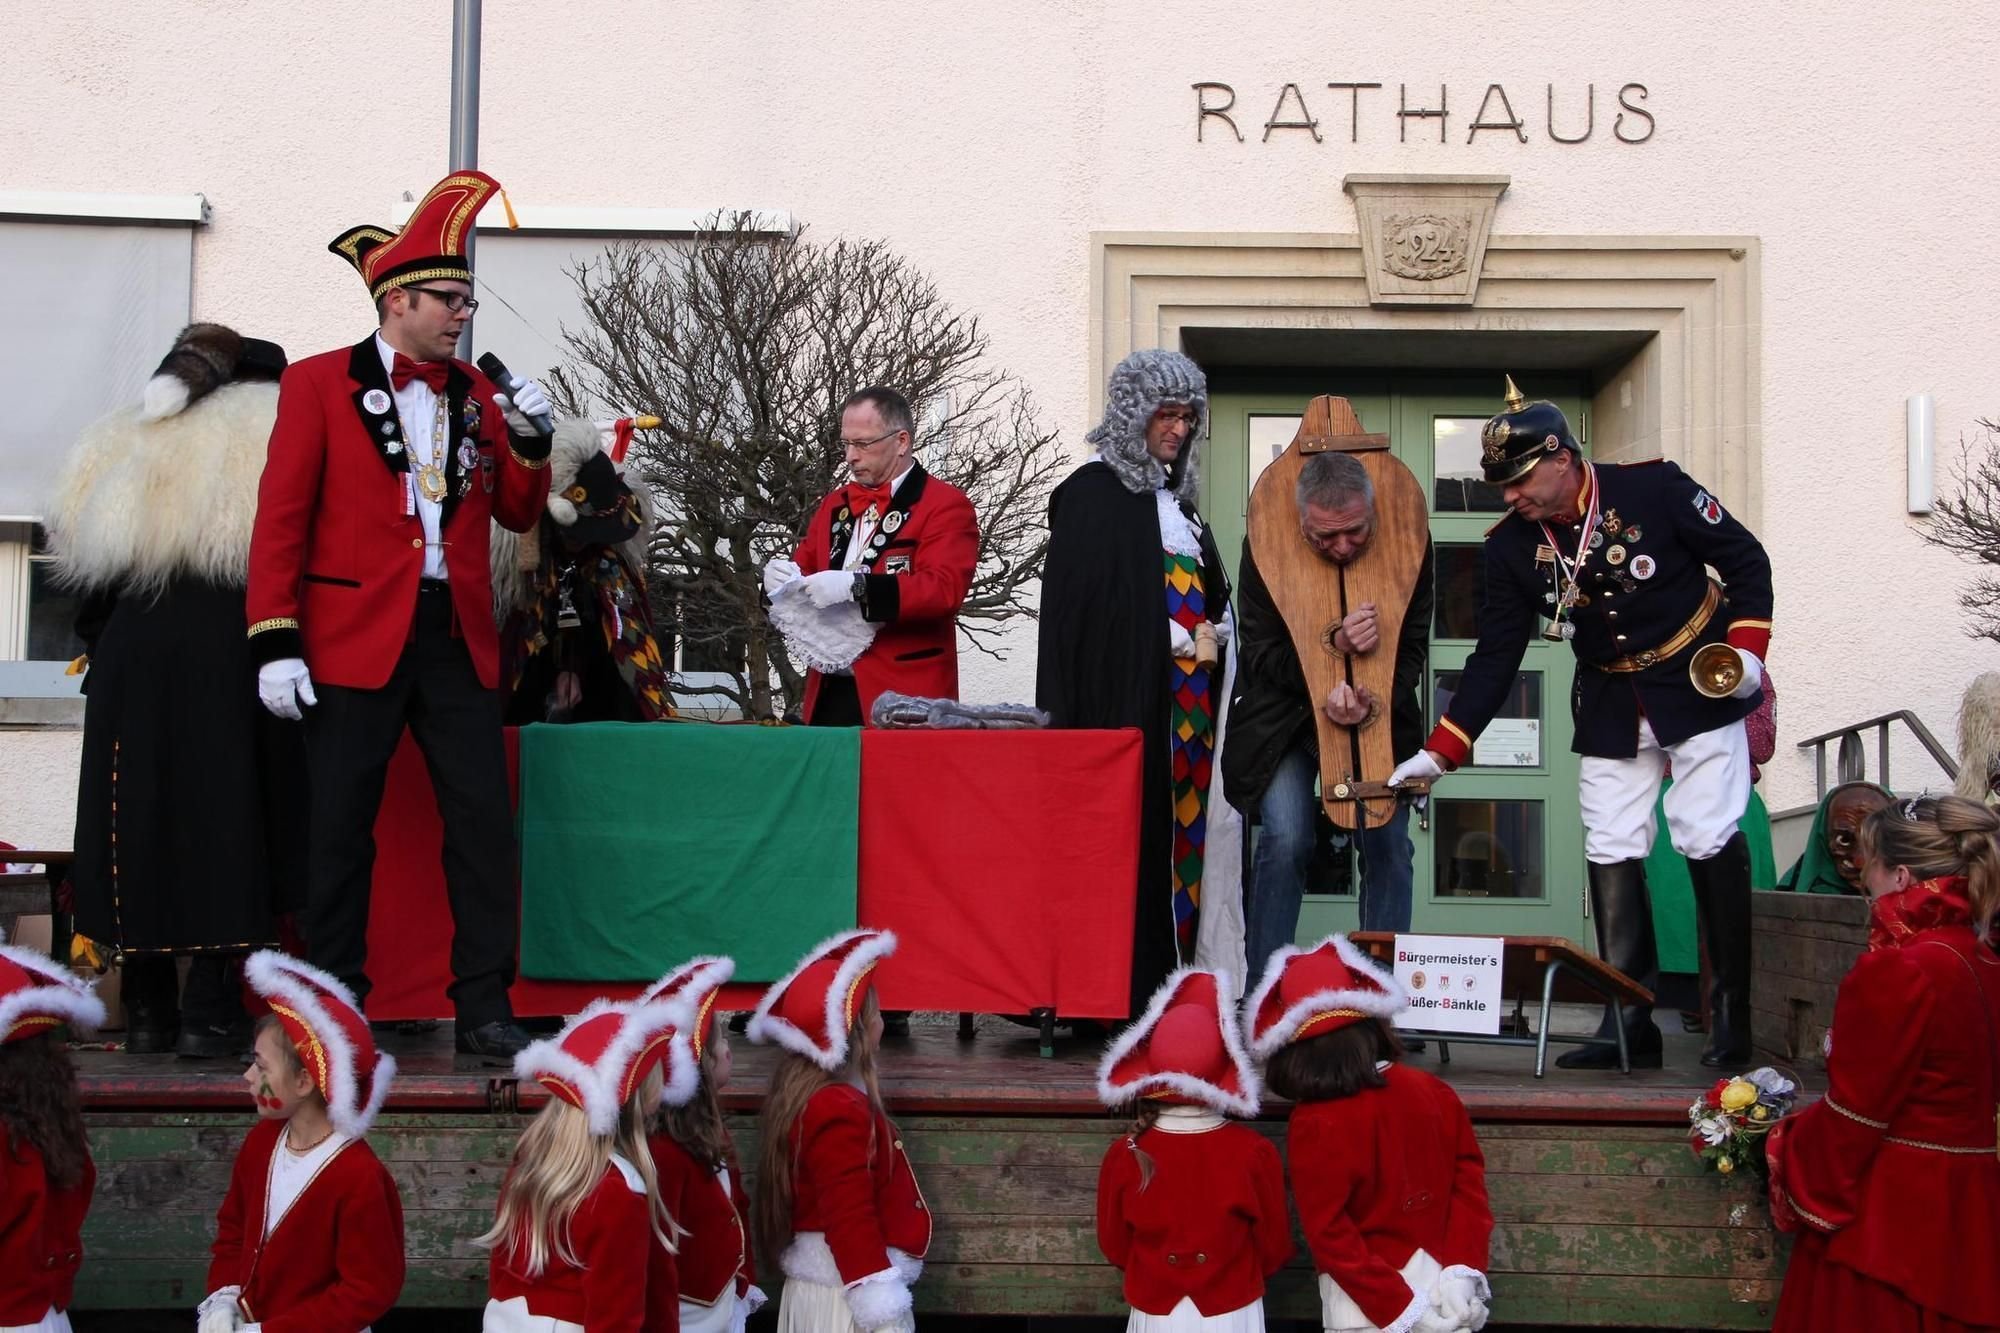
[1389,384,1772,1070]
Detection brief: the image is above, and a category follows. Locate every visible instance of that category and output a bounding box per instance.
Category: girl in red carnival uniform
[0,935,106,1333]
[640,957,765,1333]
[1767,794,2000,1333]
[1095,967,1292,1331]
[483,995,694,1333]
[1248,935,1493,1333]
[746,930,930,1333]
[200,952,405,1332]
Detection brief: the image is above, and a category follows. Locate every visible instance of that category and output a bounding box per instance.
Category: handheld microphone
[475,352,554,436]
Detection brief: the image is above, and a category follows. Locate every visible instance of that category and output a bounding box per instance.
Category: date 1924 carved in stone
[1380,213,1469,281]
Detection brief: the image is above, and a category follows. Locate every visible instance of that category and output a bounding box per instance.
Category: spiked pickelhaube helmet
[1479,375,1580,485]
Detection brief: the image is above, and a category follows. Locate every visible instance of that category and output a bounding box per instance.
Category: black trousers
[812,674,864,726]
[302,583,516,1027]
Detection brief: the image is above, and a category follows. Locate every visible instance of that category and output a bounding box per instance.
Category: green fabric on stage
[518,722,861,983]
[1646,781,1777,974]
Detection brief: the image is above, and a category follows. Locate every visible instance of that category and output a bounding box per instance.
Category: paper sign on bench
[1390,934,1503,1035]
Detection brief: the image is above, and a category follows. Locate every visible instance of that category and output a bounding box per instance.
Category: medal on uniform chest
[412,393,451,504]
[1539,471,1601,643]
[1606,543,1628,567]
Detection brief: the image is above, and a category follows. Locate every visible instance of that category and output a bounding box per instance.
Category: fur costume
[1954,670,2000,803]
[46,324,281,597]
[1085,347,1208,502]
[489,417,652,617]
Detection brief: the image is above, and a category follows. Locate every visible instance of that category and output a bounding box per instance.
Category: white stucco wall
[3,0,1998,818]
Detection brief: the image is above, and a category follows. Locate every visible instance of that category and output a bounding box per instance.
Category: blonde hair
[653,1022,730,1170]
[479,1067,685,1276]
[1861,794,2000,940]
[752,987,884,1263]
[1122,1101,1163,1191]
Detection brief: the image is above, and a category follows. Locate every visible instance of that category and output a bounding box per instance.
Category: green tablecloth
[518,722,860,983]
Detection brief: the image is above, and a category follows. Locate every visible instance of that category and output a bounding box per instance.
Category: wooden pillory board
[1246,395,1430,829]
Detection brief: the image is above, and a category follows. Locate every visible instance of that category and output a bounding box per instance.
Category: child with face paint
[199,953,405,1332]
[0,933,107,1333]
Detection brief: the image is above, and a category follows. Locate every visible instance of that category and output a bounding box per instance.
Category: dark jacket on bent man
[1224,537,1434,808]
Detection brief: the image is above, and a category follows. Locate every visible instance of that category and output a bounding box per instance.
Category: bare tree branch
[1920,419,2000,643]
[545,217,1064,717]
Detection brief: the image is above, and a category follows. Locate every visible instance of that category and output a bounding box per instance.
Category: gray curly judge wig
[1087,348,1208,502]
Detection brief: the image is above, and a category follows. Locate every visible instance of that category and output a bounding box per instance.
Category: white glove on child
[256,658,316,721]
[1432,1266,1493,1331]
[762,559,802,597]
[1388,750,1444,788]
[197,1286,244,1332]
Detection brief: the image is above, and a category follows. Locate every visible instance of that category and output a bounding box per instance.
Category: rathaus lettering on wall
[1192,82,1655,145]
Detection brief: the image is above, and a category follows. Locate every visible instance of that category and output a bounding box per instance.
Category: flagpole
[449,0,481,359]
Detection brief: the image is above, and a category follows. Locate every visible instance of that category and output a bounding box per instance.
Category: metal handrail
[1795,710,1958,799]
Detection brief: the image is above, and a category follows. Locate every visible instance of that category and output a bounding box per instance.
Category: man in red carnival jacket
[245,171,550,1060]
[765,386,978,726]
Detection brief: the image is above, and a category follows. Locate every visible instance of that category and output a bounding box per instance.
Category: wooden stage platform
[73,1017,1793,1327]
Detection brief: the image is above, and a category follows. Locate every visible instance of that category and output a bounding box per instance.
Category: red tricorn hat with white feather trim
[516,996,698,1136]
[1097,968,1260,1117]
[244,951,397,1138]
[0,934,106,1044]
[1245,934,1408,1060]
[639,955,735,1061]
[745,929,895,1071]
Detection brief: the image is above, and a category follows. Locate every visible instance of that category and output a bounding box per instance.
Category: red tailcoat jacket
[207,1119,406,1332]
[1766,922,2000,1331]
[789,1084,932,1280]
[644,1131,755,1330]
[0,1140,93,1324]
[246,336,551,688]
[791,464,977,723]
[1095,1119,1292,1316]
[1287,1064,1492,1332]
[488,1158,650,1332]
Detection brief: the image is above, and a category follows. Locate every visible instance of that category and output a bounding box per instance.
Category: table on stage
[361,723,1143,1022]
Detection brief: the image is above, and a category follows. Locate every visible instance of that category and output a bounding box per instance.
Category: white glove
[1214,606,1235,647]
[762,559,802,597]
[1388,750,1444,788]
[1412,1306,1459,1333]
[1731,649,1765,700]
[256,658,316,721]
[745,1284,770,1314]
[801,569,857,609]
[197,1287,244,1332]
[1169,619,1197,658]
[1433,1268,1493,1331]
[493,377,552,437]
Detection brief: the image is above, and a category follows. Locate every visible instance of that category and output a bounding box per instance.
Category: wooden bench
[1349,932,1655,1077]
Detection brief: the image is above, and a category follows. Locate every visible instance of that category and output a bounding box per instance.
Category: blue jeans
[1244,742,1416,987]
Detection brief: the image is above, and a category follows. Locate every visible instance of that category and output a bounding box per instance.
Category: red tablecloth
[362,726,1141,1021]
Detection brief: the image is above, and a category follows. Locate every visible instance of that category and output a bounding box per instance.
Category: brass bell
[1690,642,1744,699]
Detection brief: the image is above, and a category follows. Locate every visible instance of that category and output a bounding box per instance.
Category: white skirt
[0,1307,72,1333]
[482,1295,582,1333]
[1128,1297,1265,1332]
[680,1287,747,1333]
[777,1276,873,1333]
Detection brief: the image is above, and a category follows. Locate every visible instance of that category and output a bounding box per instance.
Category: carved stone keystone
[1342,174,1510,307]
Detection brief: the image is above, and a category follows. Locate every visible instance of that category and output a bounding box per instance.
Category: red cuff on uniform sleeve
[1726,621,1770,662]
[1425,719,1471,770]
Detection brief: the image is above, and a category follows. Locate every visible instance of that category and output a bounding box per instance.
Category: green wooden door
[1206,375,1590,946]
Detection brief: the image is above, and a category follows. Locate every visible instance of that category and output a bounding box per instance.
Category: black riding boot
[121,954,180,1054]
[1556,858,1664,1070]
[177,951,252,1059]
[1688,832,1755,1069]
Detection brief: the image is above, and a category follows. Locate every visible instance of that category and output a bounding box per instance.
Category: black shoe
[1555,857,1663,1071]
[456,1019,534,1062]
[1689,833,1755,1069]
[1555,1032,1665,1070]
[881,1011,911,1039]
[121,955,180,1054]
[176,1019,253,1061]
[1402,1036,1428,1055]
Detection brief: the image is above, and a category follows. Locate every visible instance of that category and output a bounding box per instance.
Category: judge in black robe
[1035,349,1232,1018]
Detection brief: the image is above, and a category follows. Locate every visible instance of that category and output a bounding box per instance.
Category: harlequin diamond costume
[486,995,695,1333]
[1248,937,1493,1333]
[492,416,673,723]
[1391,381,1773,1071]
[46,324,305,1058]
[746,930,932,1333]
[638,956,767,1333]
[0,938,106,1333]
[202,953,405,1332]
[1036,349,1244,1016]
[1094,967,1291,1331]
[244,170,552,1060]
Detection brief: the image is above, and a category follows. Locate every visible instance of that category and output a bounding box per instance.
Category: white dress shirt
[375,332,449,581]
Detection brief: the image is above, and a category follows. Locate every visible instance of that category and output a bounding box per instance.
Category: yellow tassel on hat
[499,186,520,230]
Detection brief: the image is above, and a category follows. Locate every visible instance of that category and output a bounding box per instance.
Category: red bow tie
[844,480,893,515]
[390,353,448,394]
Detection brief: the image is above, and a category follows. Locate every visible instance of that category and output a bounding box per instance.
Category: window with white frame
[0,194,202,694]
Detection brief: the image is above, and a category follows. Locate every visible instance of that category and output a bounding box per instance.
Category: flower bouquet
[1688,1066,1797,1177]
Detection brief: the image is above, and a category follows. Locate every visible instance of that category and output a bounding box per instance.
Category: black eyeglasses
[406,286,479,314]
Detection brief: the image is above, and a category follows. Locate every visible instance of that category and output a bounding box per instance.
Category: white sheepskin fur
[1956,671,2000,803]
[44,381,278,597]
[745,930,897,1071]
[0,940,107,1038]
[1095,966,1261,1118]
[243,951,397,1139]
[1245,933,1409,1061]
[515,995,699,1135]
